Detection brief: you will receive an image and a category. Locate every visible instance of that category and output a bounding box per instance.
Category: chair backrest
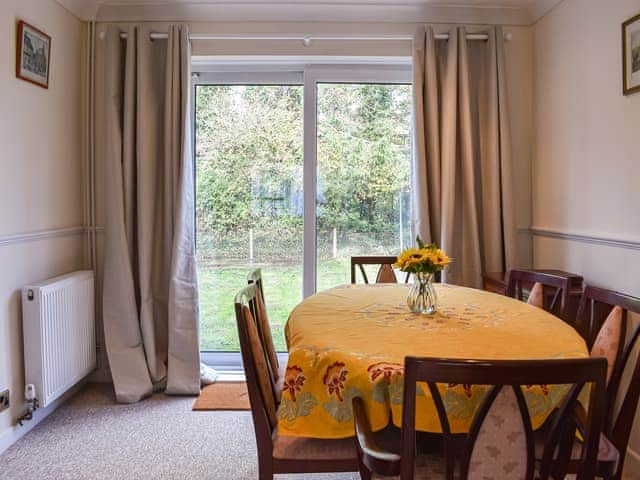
[575,286,640,468]
[350,256,409,284]
[507,270,573,322]
[608,324,640,476]
[575,286,638,351]
[247,269,280,383]
[247,268,265,302]
[235,284,278,454]
[400,357,607,480]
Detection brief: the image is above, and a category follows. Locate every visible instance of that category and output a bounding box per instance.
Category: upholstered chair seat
[272,424,403,462]
[271,430,358,461]
[274,363,286,402]
[533,427,619,479]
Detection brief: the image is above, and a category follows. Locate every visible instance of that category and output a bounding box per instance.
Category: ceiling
[56,0,563,24]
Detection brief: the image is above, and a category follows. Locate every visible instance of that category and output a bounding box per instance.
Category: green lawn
[198,258,359,351]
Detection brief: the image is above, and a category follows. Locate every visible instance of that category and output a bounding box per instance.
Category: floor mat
[192,382,251,411]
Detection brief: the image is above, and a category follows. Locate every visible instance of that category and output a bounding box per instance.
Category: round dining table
[276,283,588,439]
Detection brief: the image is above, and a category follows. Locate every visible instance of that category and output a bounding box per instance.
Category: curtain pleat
[412,26,515,288]
[101,24,200,403]
[412,27,441,245]
[165,26,201,395]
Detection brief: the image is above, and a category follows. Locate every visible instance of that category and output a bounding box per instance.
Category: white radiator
[22,270,96,407]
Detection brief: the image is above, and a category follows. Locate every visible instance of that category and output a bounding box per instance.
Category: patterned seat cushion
[376,264,398,283]
[273,425,401,462]
[272,429,358,461]
[527,282,544,308]
[275,363,286,403]
[591,306,624,384]
[533,426,619,474]
[468,387,528,479]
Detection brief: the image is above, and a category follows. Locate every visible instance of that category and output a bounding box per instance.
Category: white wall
[533,0,640,474]
[0,0,86,447]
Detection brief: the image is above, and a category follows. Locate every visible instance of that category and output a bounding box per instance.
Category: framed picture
[623,13,640,95]
[15,20,51,89]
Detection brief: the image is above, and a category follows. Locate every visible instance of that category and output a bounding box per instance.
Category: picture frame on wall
[623,12,640,95]
[15,20,51,89]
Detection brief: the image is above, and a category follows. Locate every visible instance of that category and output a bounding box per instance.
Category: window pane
[195,85,303,352]
[316,83,412,290]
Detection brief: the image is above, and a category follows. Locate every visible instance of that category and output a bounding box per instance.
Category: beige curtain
[412,26,516,288]
[101,24,200,403]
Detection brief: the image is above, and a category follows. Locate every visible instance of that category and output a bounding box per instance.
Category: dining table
[276,282,589,439]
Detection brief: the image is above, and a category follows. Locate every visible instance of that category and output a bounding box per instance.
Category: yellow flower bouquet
[394,236,451,275]
[395,236,451,314]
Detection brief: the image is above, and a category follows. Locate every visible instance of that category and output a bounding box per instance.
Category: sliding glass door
[193,65,412,362]
[315,82,412,291]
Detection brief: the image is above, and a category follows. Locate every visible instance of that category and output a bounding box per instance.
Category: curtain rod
[101,32,512,43]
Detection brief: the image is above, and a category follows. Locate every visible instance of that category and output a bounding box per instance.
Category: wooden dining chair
[352,356,608,480]
[547,323,640,480]
[247,268,282,394]
[560,286,640,480]
[350,256,410,284]
[507,269,574,322]
[235,284,359,479]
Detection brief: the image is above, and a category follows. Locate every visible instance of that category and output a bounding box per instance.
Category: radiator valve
[17,384,39,426]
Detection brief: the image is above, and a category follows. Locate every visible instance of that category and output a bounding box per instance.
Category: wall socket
[0,389,9,412]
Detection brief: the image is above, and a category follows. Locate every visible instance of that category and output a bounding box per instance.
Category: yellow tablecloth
[277,283,588,439]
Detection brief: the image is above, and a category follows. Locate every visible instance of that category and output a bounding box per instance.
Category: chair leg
[358,464,372,480]
[607,463,622,480]
[258,457,273,480]
[552,421,575,479]
[355,445,372,480]
[258,466,273,480]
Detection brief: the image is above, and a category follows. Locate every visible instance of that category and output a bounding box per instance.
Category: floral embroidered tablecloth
[277,283,588,439]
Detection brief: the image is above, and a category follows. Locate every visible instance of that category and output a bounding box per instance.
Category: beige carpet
[0,384,360,480]
[192,382,250,411]
[2,384,639,480]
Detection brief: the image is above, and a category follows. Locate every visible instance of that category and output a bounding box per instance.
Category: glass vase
[407,272,438,314]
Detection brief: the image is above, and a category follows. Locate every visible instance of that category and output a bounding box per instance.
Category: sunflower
[394,237,452,274]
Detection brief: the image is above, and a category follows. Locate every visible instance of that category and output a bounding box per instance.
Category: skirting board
[0,379,87,456]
